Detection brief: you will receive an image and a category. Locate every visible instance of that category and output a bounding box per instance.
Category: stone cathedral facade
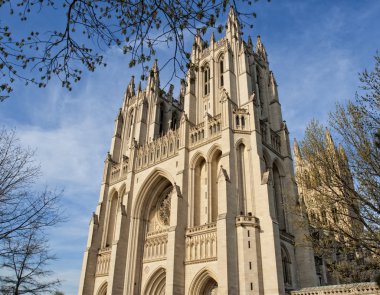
[78,9,320,295]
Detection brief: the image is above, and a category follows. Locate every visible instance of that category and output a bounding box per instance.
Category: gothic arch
[118,184,126,200]
[192,154,207,226]
[143,267,166,295]
[97,281,107,295]
[281,244,293,287]
[132,168,175,219]
[262,148,272,171]
[272,162,286,231]
[216,51,225,62]
[190,151,207,169]
[272,158,286,177]
[128,169,174,294]
[206,144,222,162]
[189,268,218,295]
[105,190,118,247]
[208,145,222,222]
[234,138,251,149]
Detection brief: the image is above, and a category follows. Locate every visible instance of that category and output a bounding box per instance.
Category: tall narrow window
[128,110,134,138]
[204,66,210,96]
[159,103,164,135]
[273,164,286,231]
[171,112,177,130]
[106,192,118,247]
[237,143,247,214]
[236,115,240,127]
[282,246,292,286]
[219,58,224,87]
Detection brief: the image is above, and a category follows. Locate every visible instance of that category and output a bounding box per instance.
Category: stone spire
[325,128,335,151]
[148,60,160,92]
[248,35,253,50]
[338,144,347,163]
[126,76,135,98]
[226,6,241,41]
[293,138,302,161]
[123,76,135,109]
[269,71,279,102]
[137,81,142,93]
[256,35,267,61]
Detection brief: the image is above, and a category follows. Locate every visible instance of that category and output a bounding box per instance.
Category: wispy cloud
[1,1,380,294]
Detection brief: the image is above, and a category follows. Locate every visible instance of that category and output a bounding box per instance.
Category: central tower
[79,8,318,295]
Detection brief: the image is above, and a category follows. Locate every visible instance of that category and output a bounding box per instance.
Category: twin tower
[78,8,319,295]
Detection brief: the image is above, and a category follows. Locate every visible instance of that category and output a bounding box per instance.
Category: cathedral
[78,8,321,295]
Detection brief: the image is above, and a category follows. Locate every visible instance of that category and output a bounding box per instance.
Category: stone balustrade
[96,247,111,276]
[109,160,128,184]
[185,222,217,264]
[290,282,379,295]
[143,231,168,263]
[190,122,205,146]
[235,215,260,228]
[189,114,221,147]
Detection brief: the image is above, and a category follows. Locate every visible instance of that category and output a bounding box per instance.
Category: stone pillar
[78,214,99,295]
[165,185,186,294]
[236,216,263,295]
[216,166,239,294]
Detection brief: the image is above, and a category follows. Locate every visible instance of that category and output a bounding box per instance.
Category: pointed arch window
[281,246,292,286]
[203,65,210,96]
[106,192,118,247]
[241,116,245,129]
[171,112,177,130]
[273,164,286,231]
[159,103,164,135]
[128,109,134,138]
[219,57,224,87]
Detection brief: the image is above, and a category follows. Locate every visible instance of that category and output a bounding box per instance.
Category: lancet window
[281,246,292,286]
[159,103,165,135]
[203,65,210,96]
[106,192,118,247]
[273,164,286,231]
[219,57,224,87]
[127,109,134,138]
[237,143,247,214]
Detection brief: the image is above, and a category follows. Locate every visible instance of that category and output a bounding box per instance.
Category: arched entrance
[189,269,218,295]
[125,169,174,294]
[143,267,166,295]
[96,282,107,295]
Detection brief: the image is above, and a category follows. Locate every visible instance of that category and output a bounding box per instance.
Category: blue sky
[1,1,380,294]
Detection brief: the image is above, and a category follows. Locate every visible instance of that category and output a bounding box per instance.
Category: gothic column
[108,191,132,294]
[165,185,186,294]
[216,165,239,294]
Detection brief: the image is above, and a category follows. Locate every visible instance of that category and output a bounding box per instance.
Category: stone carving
[158,193,171,226]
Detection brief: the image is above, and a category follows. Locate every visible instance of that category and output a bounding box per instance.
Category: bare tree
[0,128,62,248]
[0,229,60,295]
[295,55,380,283]
[0,127,63,292]
[0,0,262,100]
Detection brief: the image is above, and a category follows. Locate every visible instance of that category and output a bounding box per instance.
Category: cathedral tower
[78,8,318,295]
